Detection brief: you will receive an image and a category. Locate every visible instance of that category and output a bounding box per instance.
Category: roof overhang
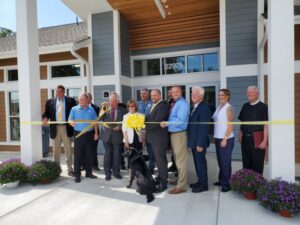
[61,0,112,21]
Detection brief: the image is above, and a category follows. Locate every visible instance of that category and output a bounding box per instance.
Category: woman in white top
[212,89,234,192]
[122,100,144,152]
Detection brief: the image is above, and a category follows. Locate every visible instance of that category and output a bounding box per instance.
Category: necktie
[111,109,115,121]
[191,106,197,115]
[57,99,63,121]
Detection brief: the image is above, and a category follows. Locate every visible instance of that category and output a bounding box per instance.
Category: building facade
[0,0,299,178]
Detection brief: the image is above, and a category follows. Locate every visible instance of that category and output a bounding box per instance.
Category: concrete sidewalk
[0,151,299,225]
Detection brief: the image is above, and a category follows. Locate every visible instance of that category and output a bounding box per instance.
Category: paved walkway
[0,151,299,225]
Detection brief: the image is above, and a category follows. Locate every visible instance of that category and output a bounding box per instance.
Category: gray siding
[226,0,257,66]
[94,85,115,155]
[227,76,258,160]
[131,42,219,56]
[120,16,131,77]
[92,12,115,76]
[122,85,132,103]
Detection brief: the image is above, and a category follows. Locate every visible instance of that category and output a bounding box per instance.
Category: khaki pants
[53,125,73,172]
[170,131,188,190]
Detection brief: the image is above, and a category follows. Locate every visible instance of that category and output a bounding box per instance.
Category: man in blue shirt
[137,88,155,173]
[69,93,98,183]
[161,86,190,194]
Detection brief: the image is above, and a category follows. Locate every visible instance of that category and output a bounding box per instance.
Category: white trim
[0,142,20,146]
[295,60,300,73]
[87,13,94,96]
[257,0,265,101]
[225,64,258,77]
[220,0,227,88]
[294,15,300,25]
[131,47,220,61]
[113,10,122,98]
[5,91,10,143]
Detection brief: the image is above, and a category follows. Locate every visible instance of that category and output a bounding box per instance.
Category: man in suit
[187,87,211,193]
[87,93,100,171]
[146,89,170,192]
[42,85,76,176]
[100,92,125,180]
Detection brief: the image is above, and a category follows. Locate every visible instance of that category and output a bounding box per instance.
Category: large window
[134,59,160,77]
[133,51,218,77]
[8,69,18,81]
[51,64,80,78]
[163,56,185,75]
[51,87,82,103]
[9,92,20,141]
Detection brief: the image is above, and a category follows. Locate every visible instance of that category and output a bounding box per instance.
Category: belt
[74,130,94,135]
[244,132,253,137]
[56,124,66,126]
[170,130,186,134]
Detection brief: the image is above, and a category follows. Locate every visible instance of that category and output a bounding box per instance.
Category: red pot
[278,210,293,218]
[40,179,50,184]
[243,192,257,200]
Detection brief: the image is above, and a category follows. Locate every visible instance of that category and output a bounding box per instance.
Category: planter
[278,210,294,218]
[4,181,19,188]
[243,191,257,200]
[40,179,50,184]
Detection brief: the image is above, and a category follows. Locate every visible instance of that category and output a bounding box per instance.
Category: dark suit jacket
[100,108,125,144]
[187,101,211,149]
[91,103,100,116]
[145,101,170,144]
[42,96,76,139]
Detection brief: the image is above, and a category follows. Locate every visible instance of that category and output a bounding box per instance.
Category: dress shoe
[155,185,168,193]
[68,171,75,177]
[86,173,97,178]
[168,187,186,194]
[192,186,208,193]
[213,181,221,186]
[169,179,177,185]
[221,186,231,192]
[105,176,111,181]
[75,177,81,183]
[93,166,100,171]
[114,174,123,179]
[189,182,200,188]
[149,169,154,175]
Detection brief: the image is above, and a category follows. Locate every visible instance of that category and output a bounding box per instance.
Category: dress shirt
[167,97,190,132]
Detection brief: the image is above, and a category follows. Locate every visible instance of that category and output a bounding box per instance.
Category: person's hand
[239,132,243,143]
[196,146,203,152]
[69,121,75,127]
[42,118,49,126]
[258,140,267,149]
[124,140,129,149]
[94,133,99,141]
[221,139,227,148]
[160,121,167,128]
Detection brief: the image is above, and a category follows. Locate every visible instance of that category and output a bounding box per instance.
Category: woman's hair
[219,89,231,100]
[127,100,139,112]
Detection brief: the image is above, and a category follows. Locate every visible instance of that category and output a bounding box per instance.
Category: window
[51,64,80,78]
[9,92,20,141]
[8,69,18,81]
[163,56,185,74]
[187,55,202,73]
[203,53,218,71]
[134,58,160,77]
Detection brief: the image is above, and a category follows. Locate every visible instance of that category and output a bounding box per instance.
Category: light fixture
[154,0,166,19]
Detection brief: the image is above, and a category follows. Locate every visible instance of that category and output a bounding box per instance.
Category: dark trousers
[192,148,208,188]
[151,143,168,187]
[103,142,122,177]
[215,137,234,188]
[92,139,99,167]
[146,142,155,170]
[74,130,94,177]
[241,134,266,174]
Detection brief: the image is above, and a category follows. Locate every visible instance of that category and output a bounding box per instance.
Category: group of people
[42,84,268,194]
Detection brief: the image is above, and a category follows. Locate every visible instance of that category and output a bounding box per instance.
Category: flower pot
[4,181,19,188]
[243,192,257,200]
[278,210,294,218]
[40,179,50,184]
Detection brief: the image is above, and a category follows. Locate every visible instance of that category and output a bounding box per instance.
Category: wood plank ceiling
[107,0,219,51]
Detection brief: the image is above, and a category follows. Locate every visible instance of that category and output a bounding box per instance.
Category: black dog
[125,147,156,203]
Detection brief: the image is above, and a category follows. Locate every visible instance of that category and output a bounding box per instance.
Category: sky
[0,0,82,31]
